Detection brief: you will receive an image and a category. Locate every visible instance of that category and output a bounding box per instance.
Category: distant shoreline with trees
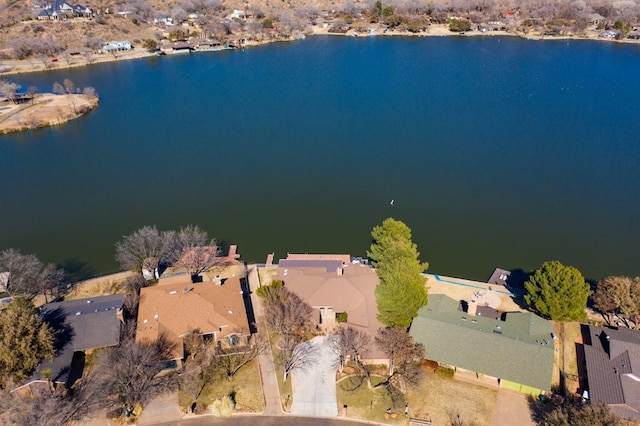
[0,20,638,77]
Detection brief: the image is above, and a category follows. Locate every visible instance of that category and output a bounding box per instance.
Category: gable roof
[29,294,125,386]
[136,274,250,360]
[409,294,554,392]
[584,326,640,421]
[277,261,385,359]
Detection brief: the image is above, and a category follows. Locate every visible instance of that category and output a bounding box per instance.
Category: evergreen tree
[0,298,55,385]
[524,260,591,322]
[368,218,428,328]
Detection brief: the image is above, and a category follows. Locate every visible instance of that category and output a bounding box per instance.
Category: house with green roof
[409,294,554,395]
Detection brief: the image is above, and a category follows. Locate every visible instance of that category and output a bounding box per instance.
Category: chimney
[337,267,343,276]
[214,275,222,285]
[468,300,478,316]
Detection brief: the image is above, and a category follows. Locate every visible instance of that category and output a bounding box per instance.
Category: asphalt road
[152,416,379,426]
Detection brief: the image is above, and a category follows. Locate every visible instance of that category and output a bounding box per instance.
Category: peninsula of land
[0,92,99,134]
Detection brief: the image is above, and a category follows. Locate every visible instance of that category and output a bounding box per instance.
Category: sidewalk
[247,265,285,416]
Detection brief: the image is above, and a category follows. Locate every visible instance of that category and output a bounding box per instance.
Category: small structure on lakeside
[410,294,554,395]
[583,326,640,422]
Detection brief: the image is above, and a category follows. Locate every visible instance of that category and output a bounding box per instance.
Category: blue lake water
[1,36,639,281]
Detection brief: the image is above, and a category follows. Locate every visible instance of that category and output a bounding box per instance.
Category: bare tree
[375,327,424,393]
[183,328,204,360]
[127,0,156,23]
[26,86,39,105]
[331,326,371,373]
[37,263,67,303]
[0,368,104,425]
[62,79,78,114]
[115,226,176,278]
[261,286,313,338]
[0,249,45,298]
[279,336,318,381]
[171,225,226,280]
[96,324,179,415]
[215,332,268,378]
[52,82,65,96]
[0,80,22,104]
[172,7,188,23]
[82,86,98,98]
[181,351,222,410]
[84,36,104,51]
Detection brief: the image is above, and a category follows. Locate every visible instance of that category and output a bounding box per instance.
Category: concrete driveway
[138,391,182,426]
[493,389,535,426]
[290,336,338,417]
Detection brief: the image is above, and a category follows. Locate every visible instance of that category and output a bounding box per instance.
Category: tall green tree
[524,260,591,322]
[0,298,55,385]
[368,218,428,328]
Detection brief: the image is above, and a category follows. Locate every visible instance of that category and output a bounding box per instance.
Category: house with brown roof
[584,326,640,421]
[274,255,388,364]
[136,268,250,364]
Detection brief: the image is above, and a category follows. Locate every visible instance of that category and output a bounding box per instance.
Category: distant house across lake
[36,0,92,20]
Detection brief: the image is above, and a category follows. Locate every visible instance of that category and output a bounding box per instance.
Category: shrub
[210,396,234,417]
[256,279,283,298]
[435,366,454,378]
[336,312,348,322]
[449,18,471,32]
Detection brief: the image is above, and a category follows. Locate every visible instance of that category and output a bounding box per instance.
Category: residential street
[152,416,369,426]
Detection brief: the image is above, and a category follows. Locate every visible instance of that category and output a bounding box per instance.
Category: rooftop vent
[228,310,233,314]
[86,300,92,304]
[169,290,177,295]
[75,311,82,316]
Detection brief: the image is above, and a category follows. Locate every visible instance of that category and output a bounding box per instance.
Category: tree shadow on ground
[57,258,97,284]
[506,268,530,310]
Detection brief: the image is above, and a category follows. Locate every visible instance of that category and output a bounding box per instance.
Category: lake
[1,36,639,281]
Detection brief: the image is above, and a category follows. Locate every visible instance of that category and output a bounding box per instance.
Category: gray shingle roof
[409,294,554,392]
[584,326,640,421]
[32,294,125,386]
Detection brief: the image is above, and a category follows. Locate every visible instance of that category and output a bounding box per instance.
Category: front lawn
[406,370,498,425]
[337,368,498,425]
[336,376,402,424]
[178,359,264,414]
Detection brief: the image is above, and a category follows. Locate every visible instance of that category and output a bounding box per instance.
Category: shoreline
[1,23,638,77]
